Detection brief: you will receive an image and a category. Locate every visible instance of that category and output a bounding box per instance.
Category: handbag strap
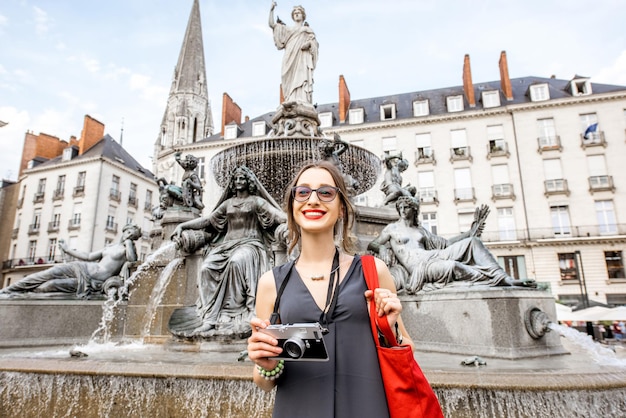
[361,255,398,347]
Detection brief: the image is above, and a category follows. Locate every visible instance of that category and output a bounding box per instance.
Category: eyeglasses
[291,186,340,202]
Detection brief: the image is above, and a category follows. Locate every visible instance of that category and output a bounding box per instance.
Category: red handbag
[361,255,444,418]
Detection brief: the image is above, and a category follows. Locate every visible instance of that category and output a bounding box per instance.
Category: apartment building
[2,116,157,287]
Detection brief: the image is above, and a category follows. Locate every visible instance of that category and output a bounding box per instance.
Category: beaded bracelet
[256,360,285,380]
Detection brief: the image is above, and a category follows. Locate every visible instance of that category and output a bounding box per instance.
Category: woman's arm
[248,270,283,391]
[366,257,414,350]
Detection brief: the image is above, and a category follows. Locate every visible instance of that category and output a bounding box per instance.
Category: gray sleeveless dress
[271,255,390,418]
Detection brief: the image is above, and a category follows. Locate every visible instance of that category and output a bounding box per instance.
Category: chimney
[499,51,514,101]
[221,93,242,137]
[78,115,105,155]
[462,54,476,107]
[19,132,68,176]
[338,75,351,123]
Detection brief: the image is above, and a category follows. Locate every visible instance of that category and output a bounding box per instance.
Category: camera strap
[270,248,341,335]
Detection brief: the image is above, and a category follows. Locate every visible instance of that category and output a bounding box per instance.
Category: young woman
[247,161,413,418]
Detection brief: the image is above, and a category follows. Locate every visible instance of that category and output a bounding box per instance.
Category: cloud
[0,107,31,181]
[0,13,7,27]
[594,50,626,86]
[129,73,168,102]
[32,6,51,35]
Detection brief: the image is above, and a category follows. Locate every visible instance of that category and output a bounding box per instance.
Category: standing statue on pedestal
[269,2,318,105]
[169,166,287,338]
[380,152,416,206]
[0,224,142,299]
[319,133,359,197]
[368,196,535,293]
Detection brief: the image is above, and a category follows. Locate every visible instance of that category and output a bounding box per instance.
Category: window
[128,183,138,207]
[47,238,57,262]
[571,78,592,96]
[224,124,239,140]
[106,205,117,231]
[71,203,82,227]
[31,210,41,233]
[415,133,433,161]
[487,125,506,154]
[551,206,571,235]
[51,208,61,230]
[36,178,46,196]
[55,175,65,198]
[197,157,205,180]
[491,165,513,199]
[252,121,266,137]
[606,251,625,279]
[596,200,617,234]
[145,190,153,211]
[497,207,516,240]
[580,113,600,144]
[75,171,86,195]
[450,129,469,159]
[446,95,464,112]
[380,104,396,121]
[482,91,501,108]
[458,210,474,233]
[418,171,436,203]
[413,100,429,117]
[529,84,549,101]
[27,240,37,262]
[543,159,567,194]
[558,253,578,281]
[382,137,397,153]
[62,147,74,161]
[348,108,364,124]
[537,118,559,149]
[126,212,135,226]
[421,212,437,235]
[498,256,527,280]
[319,112,333,128]
[454,168,473,201]
[111,175,121,200]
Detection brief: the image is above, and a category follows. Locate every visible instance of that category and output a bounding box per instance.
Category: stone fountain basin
[1,338,625,418]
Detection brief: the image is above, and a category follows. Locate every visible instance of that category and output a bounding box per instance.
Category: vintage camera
[260,322,329,361]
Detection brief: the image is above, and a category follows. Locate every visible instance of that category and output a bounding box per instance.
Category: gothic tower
[153,0,213,181]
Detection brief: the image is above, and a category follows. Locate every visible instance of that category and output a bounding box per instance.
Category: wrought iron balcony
[450,146,472,162]
[537,136,562,153]
[544,179,569,196]
[588,175,615,193]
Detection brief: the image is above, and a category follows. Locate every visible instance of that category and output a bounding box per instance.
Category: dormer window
[413,100,429,117]
[348,108,364,125]
[529,84,550,102]
[319,112,333,128]
[482,91,501,108]
[570,78,592,96]
[446,95,464,112]
[224,124,240,140]
[380,104,396,121]
[252,121,266,137]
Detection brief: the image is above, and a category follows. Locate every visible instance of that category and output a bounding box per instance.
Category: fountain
[1,2,626,417]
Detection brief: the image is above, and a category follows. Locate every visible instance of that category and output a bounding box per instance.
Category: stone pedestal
[400,287,569,359]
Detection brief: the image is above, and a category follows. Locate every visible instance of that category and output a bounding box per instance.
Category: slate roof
[200,76,626,142]
[33,134,154,180]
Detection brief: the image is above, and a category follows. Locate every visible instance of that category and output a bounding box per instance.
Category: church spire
[154,0,213,179]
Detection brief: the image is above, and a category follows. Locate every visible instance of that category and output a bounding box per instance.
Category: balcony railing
[128,196,138,208]
[491,183,515,200]
[486,141,510,159]
[53,189,64,200]
[33,192,45,203]
[144,201,153,211]
[537,135,562,153]
[2,255,66,270]
[47,221,60,233]
[68,219,81,230]
[588,175,615,193]
[414,148,436,166]
[73,186,85,197]
[28,224,40,235]
[418,188,438,205]
[105,222,118,233]
[109,189,121,202]
[11,228,18,239]
[17,198,23,209]
[580,131,607,149]
[454,187,475,203]
[544,179,569,196]
[476,223,626,243]
[450,146,472,162]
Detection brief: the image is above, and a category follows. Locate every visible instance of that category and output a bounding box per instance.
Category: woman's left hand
[365,288,402,328]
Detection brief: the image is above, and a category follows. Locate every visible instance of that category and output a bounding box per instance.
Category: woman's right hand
[247,317,283,370]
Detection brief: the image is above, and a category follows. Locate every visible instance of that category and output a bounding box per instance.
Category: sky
[1,0,625,182]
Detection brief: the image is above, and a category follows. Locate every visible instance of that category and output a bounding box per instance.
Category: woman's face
[233,172,249,191]
[292,167,341,234]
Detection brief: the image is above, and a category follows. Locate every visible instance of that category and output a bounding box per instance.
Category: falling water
[548,323,626,367]
[89,242,177,343]
[140,257,183,340]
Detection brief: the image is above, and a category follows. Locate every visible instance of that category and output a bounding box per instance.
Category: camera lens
[283,338,306,359]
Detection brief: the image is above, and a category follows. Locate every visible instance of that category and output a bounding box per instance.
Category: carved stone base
[271,101,321,137]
